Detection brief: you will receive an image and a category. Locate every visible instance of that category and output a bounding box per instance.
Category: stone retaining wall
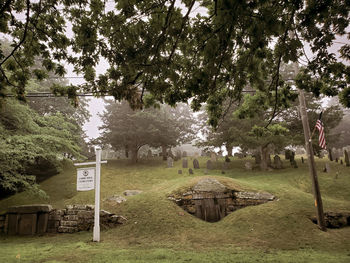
[0,204,126,235]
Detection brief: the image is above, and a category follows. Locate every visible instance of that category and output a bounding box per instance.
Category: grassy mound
[1,156,350,262]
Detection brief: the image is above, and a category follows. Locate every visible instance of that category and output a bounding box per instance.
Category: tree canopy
[0,99,83,198]
[1,0,349,125]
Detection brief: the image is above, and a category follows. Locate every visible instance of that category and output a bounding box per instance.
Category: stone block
[7,205,52,214]
[63,215,78,221]
[77,210,94,219]
[66,210,79,215]
[49,214,63,221]
[60,220,78,227]
[55,209,66,216]
[109,215,127,224]
[57,226,78,233]
[47,220,60,229]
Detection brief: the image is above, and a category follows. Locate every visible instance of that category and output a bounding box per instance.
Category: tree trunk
[226,143,233,157]
[125,145,129,158]
[260,145,270,171]
[131,146,138,163]
[162,145,167,161]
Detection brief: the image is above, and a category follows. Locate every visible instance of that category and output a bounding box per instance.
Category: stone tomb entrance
[169,178,276,222]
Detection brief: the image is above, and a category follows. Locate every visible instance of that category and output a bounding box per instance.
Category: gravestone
[176,150,182,160]
[301,157,304,163]
[204,169,208,175]
[206,160,213,170]
[182,158,188,168]
[178,170,182,174]
[189,168,194,175]
[335,158,338,163]
[273,155,283,169]
[225,156,230,162]
[323,163,331,173]
[345,150,350,167]
[210,152,217,162]
[290,160,298,168]
[193,159,200,169]
[167,157,173,168]
[182,151,187,157]
[245,161,253,170]
[328,149,333,161]
[340,159,343,165]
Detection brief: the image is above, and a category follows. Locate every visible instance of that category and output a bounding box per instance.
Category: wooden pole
[298,89,327,231]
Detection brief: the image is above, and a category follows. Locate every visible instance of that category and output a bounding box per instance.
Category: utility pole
[298,89,327,231]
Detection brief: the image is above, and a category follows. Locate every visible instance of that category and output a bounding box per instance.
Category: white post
[93,148,101,242]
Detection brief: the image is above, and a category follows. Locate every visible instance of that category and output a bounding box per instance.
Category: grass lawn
[0,156,350,262]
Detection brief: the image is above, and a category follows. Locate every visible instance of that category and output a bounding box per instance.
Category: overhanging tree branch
[0,0,30,67]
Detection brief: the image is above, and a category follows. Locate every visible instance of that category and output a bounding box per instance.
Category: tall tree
[99,101,195,162]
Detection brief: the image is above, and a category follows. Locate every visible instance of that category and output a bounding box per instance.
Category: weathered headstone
[245,161,253,170]
[301,157,304,163]
[189,168,194,175]
[290,160,298,168]
[176,150,182,160]
[328,149,333,161]
[182,158,188,168]
[178,169,182,174]
[210,152,217,162]
[206,160,213,170]
[273,155,283,169]
[340,159,344,165]
[345,150,350,167]
[335,158,338,163]
[193,159,200,169]
[204,169,208,175]
[167,157,173,168]
[182,151,187,157]
[324,163,331,173]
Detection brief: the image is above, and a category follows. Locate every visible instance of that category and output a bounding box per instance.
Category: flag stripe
[315,119,326,149]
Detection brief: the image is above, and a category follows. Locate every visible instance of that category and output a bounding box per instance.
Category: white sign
[77,167,95,191]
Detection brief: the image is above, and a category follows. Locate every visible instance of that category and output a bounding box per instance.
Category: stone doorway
[169,178,276,222]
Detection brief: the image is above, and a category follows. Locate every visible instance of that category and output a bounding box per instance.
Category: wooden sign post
[74,148,107,241]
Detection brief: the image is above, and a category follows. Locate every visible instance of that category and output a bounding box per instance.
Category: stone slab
[7,204,52,214]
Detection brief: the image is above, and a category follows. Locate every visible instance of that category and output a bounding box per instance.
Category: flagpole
[298,89,327,231]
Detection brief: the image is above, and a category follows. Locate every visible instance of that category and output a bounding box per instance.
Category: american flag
[315,114,326,149]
